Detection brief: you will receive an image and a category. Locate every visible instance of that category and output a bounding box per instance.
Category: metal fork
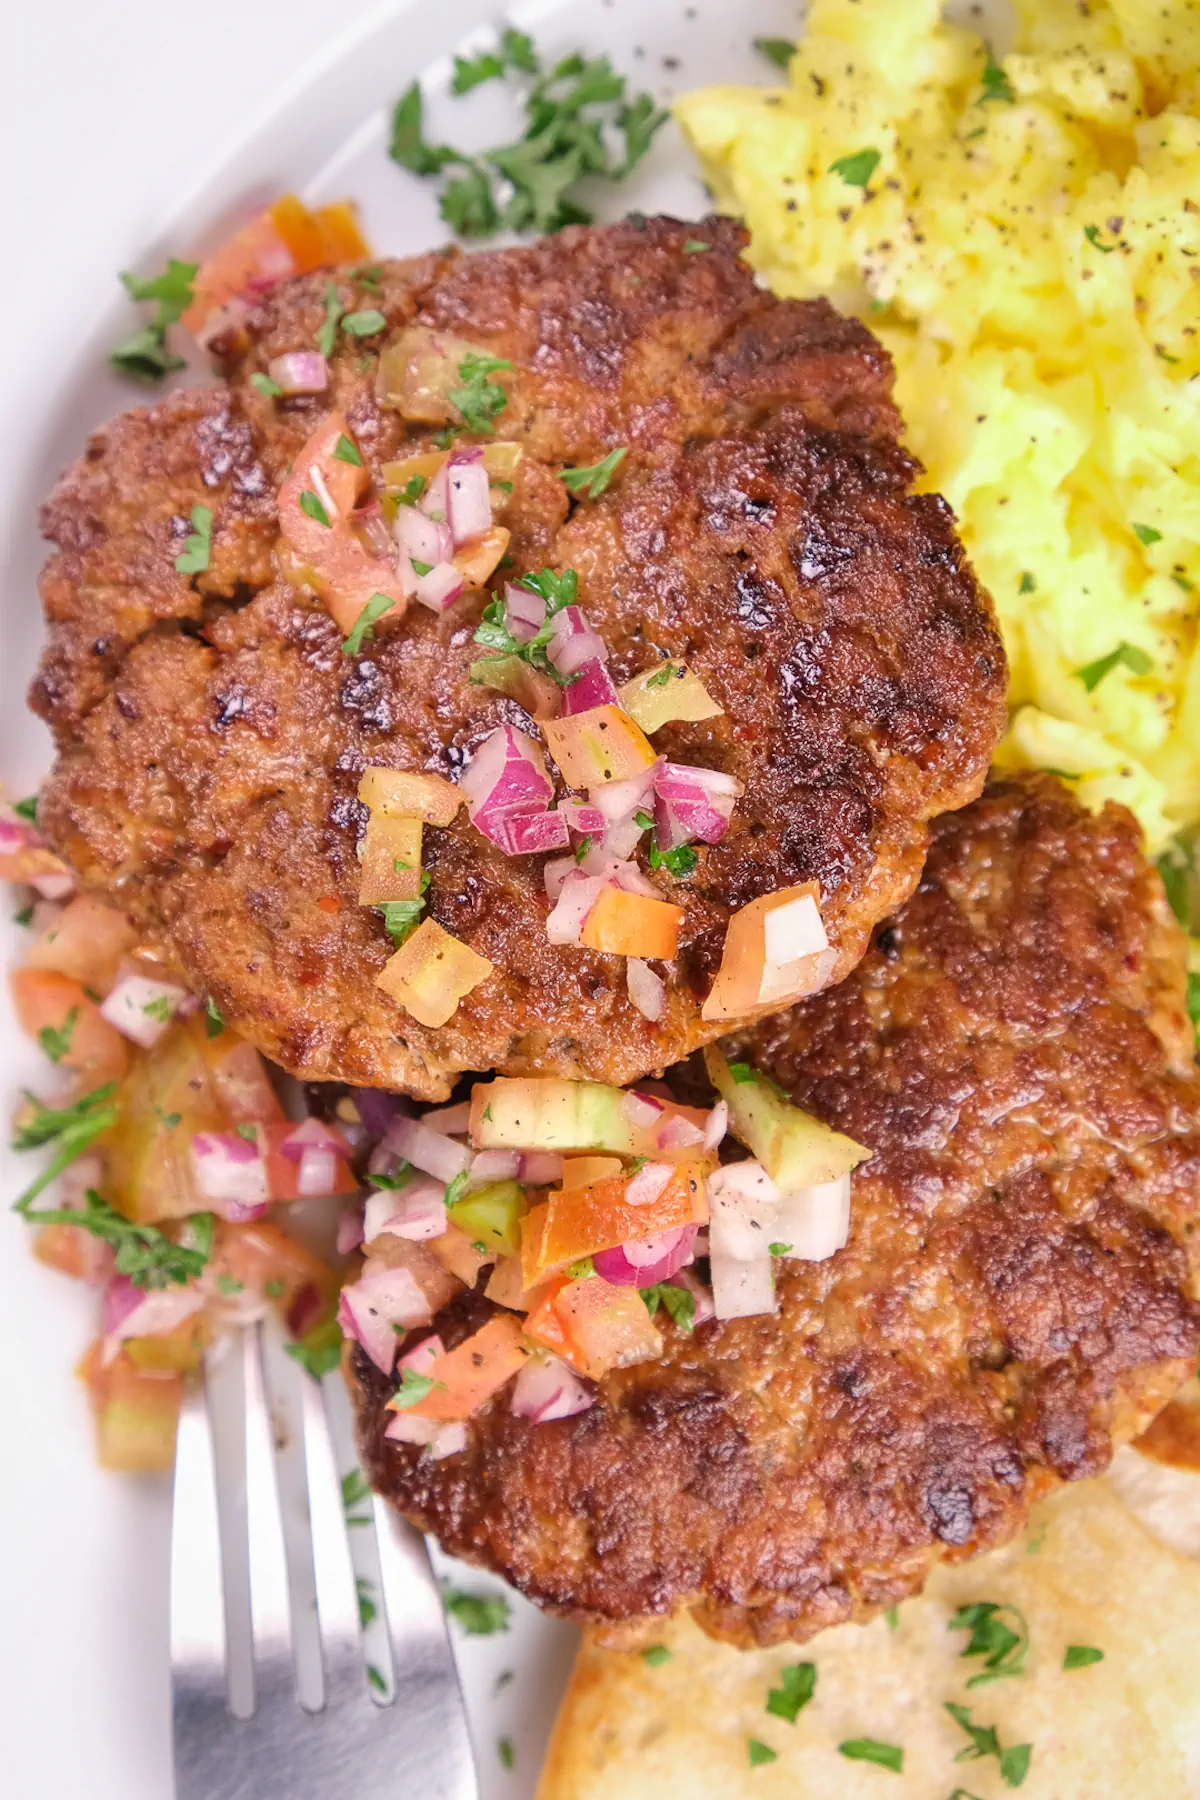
[171,1320,479,1800]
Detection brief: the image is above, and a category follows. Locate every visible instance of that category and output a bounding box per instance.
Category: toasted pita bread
[540,1402,1200,1800]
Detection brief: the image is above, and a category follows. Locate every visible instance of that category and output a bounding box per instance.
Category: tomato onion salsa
[3,790,868,1471]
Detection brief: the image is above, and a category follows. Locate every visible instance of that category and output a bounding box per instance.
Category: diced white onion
[627,958,665,1022]
[771,1174,851,1263]
[621,1090,663,1129]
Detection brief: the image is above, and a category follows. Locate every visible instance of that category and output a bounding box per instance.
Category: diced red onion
[673,1266,716,1326]
[385,1114,472,1184]
[352,1088,404,1140]
[657,1114,704,1150]
[419,464,450,524]
[771,1174,851,1263]
[624,1161,674,1208]
[504,582,546,644]
[30,869,75,901]
[560,658,620,715]
[0,817,28,855]
[518,1150,564,1186]
[469,1150,521,1184]
[544,856,576,902]
[354,501,396,561]
[413,560,466,612]
[100,973,188,1048]
[396,504,452,569]
[653,762,742,849]
[545,871,607,945]
[461,725,555,852]
[337,1206,365,1256]
[489,807,571,857]
[338,1267,432,1373]
[562,801,607,836]
[593,1223,696,1287]
[286,1282,326,1340]
[400,1333,446,1377]
[447,460,492,546]
[510,1351,595,1423]
[703,1099,729,1152]
[612,860,660,899]
[276,1118,345,1163]
[364,1178,447,1243]
[385,1413,467,1459]
[296,1147,337,1198]
[421,1100,471,1137]
[266,351,328,395]
[627,958,665,1022]
[190,1130,270,1217]
[102,1273,204,1355]
[547,606,609,677]
[621,1091,663,1128]
[592,765,658,858]
[575,843,628,881]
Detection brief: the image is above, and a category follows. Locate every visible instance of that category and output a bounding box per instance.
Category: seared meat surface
[352,775,1200,1645]
[34,216,1004,1099]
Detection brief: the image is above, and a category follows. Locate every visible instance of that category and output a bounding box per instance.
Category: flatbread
[540,1412,1200,1800]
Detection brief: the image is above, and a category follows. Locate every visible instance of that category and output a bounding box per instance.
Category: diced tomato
[398,1314,529,1421]
[205,1035,285,1126]
[552,1275,663,1378]
[453,524,510,589]
[212,1219,338,1323]
[260,1122,358,1203]
[522,1162,708,1285]
[522,1277,582,1367]
[182,194,370,334]
[80,1341,183,1473]
[26,894,136,995]
[428,1222,494,1287]
[484,1254,542,1313]
[277,411,410,638]
[543,705,657,788]
[106,1018,228,1222]
[310,201,370,263]
[33,1222,113,1285]
[10,969,129,1087]
[579,886,683,959]
[375,919,494,1029]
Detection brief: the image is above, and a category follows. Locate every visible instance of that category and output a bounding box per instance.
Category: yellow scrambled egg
[677,0,1200,854]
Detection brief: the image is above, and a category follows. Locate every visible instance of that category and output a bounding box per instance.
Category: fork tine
[374,1500,480,1800]
[170,1363,231,1793]
[242,1320,297,1716]
[300,1373,364,1708]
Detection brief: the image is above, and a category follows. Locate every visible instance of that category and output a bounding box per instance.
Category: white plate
[0,1,801,1795]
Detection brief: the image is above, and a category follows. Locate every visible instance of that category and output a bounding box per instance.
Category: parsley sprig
[948,1601,1029,1687]
[945,1703,1032,1789]
[450,355,513,434]
[10,1084,120,1211]
[561,447,628,498]
[1074,641,1153,692]
[175,504,213,576]
[442,1585,511,1635]
[389,46,667,239]
[640,1282,695,1332]
[343,594,397,656]
[111,259,198,380]
[472,567,580,682]
[17,1186,212,1290]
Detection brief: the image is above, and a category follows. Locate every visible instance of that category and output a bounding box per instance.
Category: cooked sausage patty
[351,774,1200,1646]
[33,215,1005,1099]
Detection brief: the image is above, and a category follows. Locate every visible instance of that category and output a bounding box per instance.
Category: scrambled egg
[676,0,1200,853]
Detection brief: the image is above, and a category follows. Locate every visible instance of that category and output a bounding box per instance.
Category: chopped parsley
[443,1170,471,1209]
[12,795,38,824]
[13,904,33,927]
[574,834,595,863]
[634,811,655,831]
[560,447,628,498]
[768,1242,792,1257]
[264,1278,286,1300]
[639,1283,695,1332]
[38,1008,78,1065]
[372,1164,414,1192]
[143,995,173,1023]
[683,239,710,253]
[391,1365,441,1409]
[1132,521,1162,545]
[948,1601,1029,1687]
[17,1186,210,1289]
[411,559,433,577]
[343,593,397,656]
[566,1256,596,1280]
[642,1644,672,1667]
[356,1575,378,1629]
[284,1315,343,1379]
[317,281,344,356]
[378,874,430,946]
[1063,1644,1104,1670]
[1074,641,1153,692]
[251,372,283,398]
[217,1275,243,1296]
[342,309,387,338]
[473,566,580,681]
[442,1586,511,1636]
[367,1664,388,1696]
[838,1740,904,1773]
[647,841,698,878]
[727,1061,756,1084]
[110,258,198,380]
[396,473,428,506]
[204,996,225,1038]
[450,354,513,434]
[234,1123,258,1143]
[333,433,363,466]
[753,37,795,69]
[388,49,667,239]
[945,1703,1031,1788]
[299,490,332,528]
[1018,572,1036,595]
[497,1737,515,1771]
[1187,970,1200,1047]
[828,148,881,189]
[10,1084,120,1211]
[747,1741,777,1768]
[766,1661,816,1724]
[175,504,213,575]
[979,46,1015,104]
[341,1468,372,1525]
[645,665,675,688]
[1083,223,1115,254]
[884,1606,900,1631]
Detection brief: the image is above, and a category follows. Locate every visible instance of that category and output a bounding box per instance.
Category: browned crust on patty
[350,774,1200,1645]
[32,215,1005,1098]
